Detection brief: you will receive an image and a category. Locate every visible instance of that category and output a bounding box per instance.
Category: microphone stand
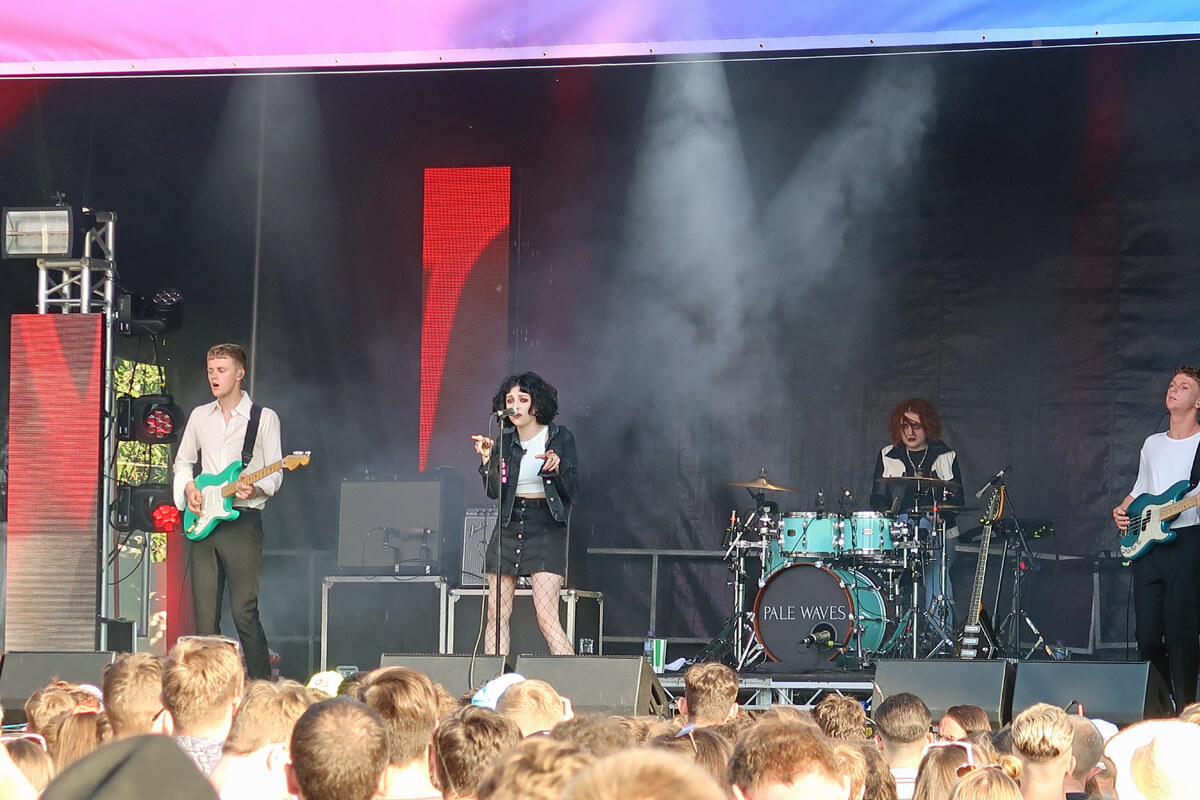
[990,483,1048,658]
[493,414,506,659]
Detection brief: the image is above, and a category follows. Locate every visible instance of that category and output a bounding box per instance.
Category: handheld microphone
[495,408,518,418]
[975,465,1011,499]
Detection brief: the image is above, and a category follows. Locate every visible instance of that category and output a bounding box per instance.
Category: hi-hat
[726,468,795,493]
[878,475,961,489]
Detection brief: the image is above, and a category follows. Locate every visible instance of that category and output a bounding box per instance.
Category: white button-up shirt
[171,392,282,511]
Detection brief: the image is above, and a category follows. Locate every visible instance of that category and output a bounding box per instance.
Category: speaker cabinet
[872,659,1015,725]
[1011,661,1171,724]
[0,651,116,724]
[336,471,464,577]
[460,508,495,588]
[321,577,447,672]
[514,655,668,716]
[379,653,512,699]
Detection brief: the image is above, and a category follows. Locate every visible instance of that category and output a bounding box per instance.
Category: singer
[869,398,965,625]
[470,372,579,656]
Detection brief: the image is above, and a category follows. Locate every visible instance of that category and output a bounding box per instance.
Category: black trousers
[188,509,271,679]
[1133,524,1200,710]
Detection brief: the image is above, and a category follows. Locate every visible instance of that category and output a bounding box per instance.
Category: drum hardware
[878,475,961,490]
[913,503,978,514]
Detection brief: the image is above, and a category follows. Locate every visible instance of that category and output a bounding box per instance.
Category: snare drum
[846,511,894,556]
[780,512,841,558]
[753,561,890,660]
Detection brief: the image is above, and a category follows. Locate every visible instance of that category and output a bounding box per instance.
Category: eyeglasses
[1,732,48,752]
[901,420,923,431]
[922,741,998,778]
[177,634,243,655]
[676,724,700,753]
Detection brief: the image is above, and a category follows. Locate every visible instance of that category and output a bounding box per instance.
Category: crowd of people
[0,645,1193,800]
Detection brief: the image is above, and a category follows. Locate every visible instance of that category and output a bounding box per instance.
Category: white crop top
[515,426,549,495]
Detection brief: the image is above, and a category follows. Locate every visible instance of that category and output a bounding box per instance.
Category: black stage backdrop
[3,41,1200,657]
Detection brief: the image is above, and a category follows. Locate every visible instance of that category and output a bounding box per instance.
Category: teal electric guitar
[183,451,311,541]
[1119,479,1198,560]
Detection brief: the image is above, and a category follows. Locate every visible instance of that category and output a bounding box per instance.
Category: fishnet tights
[485,572,574,656]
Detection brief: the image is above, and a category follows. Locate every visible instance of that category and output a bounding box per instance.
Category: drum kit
[711,468,977,671]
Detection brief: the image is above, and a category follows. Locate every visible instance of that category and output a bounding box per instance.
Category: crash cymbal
[878,475,961,489]
[726,469,795,493]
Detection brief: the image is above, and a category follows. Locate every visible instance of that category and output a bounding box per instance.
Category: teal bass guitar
[183,451,311,541]
[1119,479,1198,560]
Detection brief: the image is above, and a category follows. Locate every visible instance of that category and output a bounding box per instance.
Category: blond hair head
[682,662,739,724]
[496,679,566,736]
[1011,703,1073,763]
[476,736,594,800]
[561,748,727,800]
[224,679,315,755]
[102,652,164,739]
[162,636,245,733]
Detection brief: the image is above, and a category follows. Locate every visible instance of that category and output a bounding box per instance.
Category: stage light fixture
[115,483,180,533]
[2,206,74,258]
[116,395,185,443]
[117,287,184,336]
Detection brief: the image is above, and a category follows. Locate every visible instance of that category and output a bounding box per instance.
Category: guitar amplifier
[336,470,464,579]
[461,508,497,588]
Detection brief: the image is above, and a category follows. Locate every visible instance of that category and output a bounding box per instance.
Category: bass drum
[753,562,889,661]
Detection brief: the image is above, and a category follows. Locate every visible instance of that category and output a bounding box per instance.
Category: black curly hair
[492,372,559,425]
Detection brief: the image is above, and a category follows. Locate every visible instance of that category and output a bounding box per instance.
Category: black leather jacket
[479,422,578,526]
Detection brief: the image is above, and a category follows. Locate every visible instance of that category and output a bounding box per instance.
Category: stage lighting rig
[116,394,184,444]
[1,205,74,258]
[117,287,184,336]
[114,483,180,533]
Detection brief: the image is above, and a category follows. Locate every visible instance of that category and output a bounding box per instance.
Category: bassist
[172,343,282,679]
[1113,365,1200,711]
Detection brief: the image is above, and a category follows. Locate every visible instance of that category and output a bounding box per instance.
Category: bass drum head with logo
[753,562,888,662]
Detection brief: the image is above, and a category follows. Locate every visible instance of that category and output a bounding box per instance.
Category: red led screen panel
[7,314,103,650]
[420,167,511,493]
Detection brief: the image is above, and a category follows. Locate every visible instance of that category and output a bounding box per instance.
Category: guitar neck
[220,460,285,499]
[1159,494,1200,521]
[965,524,993,627]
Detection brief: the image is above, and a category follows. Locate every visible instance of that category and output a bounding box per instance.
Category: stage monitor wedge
[872,659,1015,726]
[1011,661,1171,724]
[0,651,116,724]
[514,655,668,716]
[379,653,512,699]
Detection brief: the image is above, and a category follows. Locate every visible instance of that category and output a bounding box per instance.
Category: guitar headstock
[283,451,312,470]
[981,484,1005,524]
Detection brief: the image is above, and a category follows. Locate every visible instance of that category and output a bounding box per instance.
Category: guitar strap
[1190,439,1200,490]
[241,404,263,468]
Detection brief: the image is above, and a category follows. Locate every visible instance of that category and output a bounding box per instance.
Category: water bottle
[643,630,655,664]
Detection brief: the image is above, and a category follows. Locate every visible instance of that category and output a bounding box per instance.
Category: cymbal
[726,469,795,493]
[878,475,961,489]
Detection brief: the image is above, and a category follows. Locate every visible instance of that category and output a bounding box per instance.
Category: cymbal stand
[926,498,951,626]
[708,494,771,669]
[898,491,954,658]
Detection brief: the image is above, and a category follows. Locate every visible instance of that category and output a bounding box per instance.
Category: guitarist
[1113,364,1200,711]
[172,343,282,679]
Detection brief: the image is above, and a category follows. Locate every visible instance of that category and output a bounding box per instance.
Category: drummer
[869,398,965,625]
